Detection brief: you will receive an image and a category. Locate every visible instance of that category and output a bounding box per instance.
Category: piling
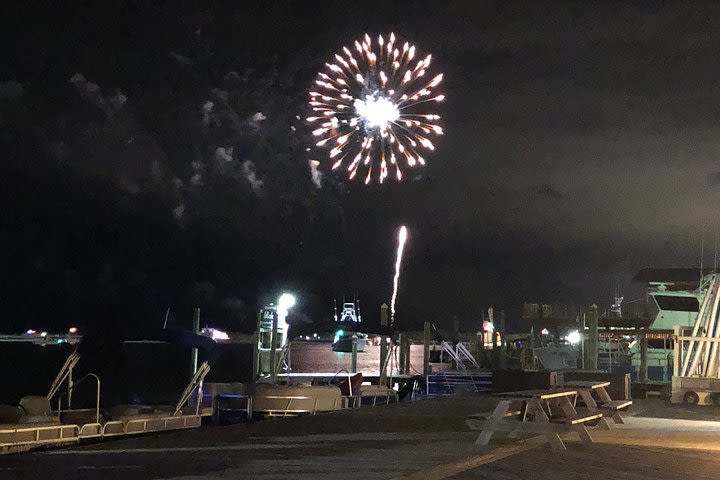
[269,311,279,383]
[398,334,410,374]
[673,325,681,377]
[639,329,648,383]
[351,334,358,373]
[585,304,599,370]
[191,308,200,375]
[423,321,431,378]
[251,327,259,381]
[380,304,389,382]
[497,310,507,370]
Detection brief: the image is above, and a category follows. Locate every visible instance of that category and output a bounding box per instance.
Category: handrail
[47,351,80,401]
[53,372,101,425]
[456,342,480,369]
[175,361,210,416]
[328,368,354,396]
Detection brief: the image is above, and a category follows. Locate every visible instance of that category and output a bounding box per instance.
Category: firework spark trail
[390,225,408,325]
[308,33,445,184]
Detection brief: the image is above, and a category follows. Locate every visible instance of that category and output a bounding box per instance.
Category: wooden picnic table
[467,389,602,452]
[560,381,632,426]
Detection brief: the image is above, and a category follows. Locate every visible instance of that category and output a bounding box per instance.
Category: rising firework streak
[308,33,445,184]
[390,225,408,325]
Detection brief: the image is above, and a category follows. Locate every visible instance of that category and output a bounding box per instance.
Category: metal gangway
[679,274,720,378]
[672,274,720,404]
[175,361,211,416]
[440,341,480,370]
[47,351,80,409]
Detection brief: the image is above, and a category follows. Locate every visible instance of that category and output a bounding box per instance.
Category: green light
[336,329,344,336]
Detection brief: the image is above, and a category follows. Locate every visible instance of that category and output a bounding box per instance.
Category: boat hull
[332,337,366,353]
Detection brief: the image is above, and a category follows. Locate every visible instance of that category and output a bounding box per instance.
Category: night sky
[2,1,718,335]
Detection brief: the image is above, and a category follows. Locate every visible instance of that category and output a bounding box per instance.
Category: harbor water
[2,340,431,406]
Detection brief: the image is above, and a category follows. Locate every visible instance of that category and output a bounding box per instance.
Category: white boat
[533,344,579,370]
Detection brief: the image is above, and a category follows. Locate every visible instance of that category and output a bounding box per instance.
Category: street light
[566,330,582,345]
[278,293,296,316]
[276,293,296,345]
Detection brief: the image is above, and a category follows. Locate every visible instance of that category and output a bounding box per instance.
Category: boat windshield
[653,295,699,312]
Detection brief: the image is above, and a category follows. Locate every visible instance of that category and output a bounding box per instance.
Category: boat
[533,343,579,370]
[647,279,704,330]
[0,348,208,454]
[332,330,367,352]
[330,300,367,352]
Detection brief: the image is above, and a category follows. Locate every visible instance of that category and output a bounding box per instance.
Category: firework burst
[308,33,445,184]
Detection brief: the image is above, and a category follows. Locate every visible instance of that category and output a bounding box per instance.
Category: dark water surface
[2,340,426,407]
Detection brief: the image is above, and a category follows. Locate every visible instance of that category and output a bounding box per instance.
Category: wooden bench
[469,390,600,452]
[596,399,632,424]
[550,412,603,426]
[561,381,632,426]
[468,409,523,420]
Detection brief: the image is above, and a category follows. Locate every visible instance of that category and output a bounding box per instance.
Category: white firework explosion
[308,33,445,184]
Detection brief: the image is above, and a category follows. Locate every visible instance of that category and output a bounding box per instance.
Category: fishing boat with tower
[331,298,367,353]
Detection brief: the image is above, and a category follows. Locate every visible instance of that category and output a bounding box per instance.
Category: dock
[3,397,720,479]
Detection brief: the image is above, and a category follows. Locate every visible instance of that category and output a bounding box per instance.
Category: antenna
[333,299,338,322]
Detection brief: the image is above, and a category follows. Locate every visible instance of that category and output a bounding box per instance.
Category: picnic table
[466,389,602,452]
[560,380,632,426]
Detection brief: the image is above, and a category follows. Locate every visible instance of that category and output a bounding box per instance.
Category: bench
[550,412,603,426]
[468,409,523,420]
[470,390,599,452]
[598,400,632,410]
[597,400,632,424]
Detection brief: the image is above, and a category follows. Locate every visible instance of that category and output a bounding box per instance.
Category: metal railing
[175,361,210,416]
[47,351,80,407]
[53,372,101,425]
[328,368,355,396]
[0,424,79,449]
[426,372,492,396]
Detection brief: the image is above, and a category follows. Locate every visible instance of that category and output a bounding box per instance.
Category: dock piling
[423,321,431,379]
[269,311,279,383]
[191,308,200,375]
[585,304,598,370]
[351,334,358,373]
